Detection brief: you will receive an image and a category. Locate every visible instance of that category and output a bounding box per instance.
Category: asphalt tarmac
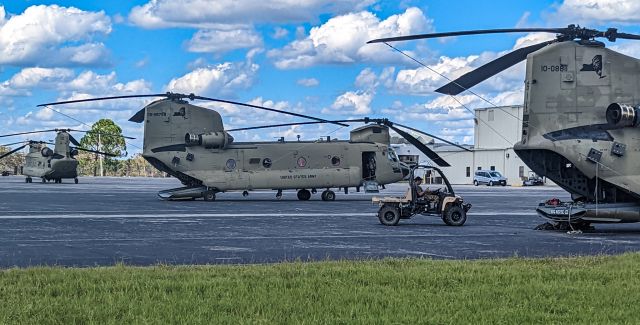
[1,175,640,267]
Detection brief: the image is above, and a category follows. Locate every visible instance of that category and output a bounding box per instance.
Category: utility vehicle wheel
[488,181,494,186]
[203,191,216,201]
[74,178,79,184]
[321,190,336,201]
[297,189,311,201]
[443,205,466,226]
[378,205,400,226]
[42,178,46,183]
[473,180,478,186]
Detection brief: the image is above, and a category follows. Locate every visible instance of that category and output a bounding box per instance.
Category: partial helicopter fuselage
[137,99,408,199]
[22,132,79,183]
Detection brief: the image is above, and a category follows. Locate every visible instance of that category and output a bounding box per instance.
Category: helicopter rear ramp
[158,186,208,200]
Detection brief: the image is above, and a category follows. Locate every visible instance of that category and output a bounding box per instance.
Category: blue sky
[1,0,640,154]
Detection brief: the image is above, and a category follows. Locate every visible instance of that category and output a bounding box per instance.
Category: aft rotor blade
[393,122,471,152]
[67,129,136,140]
[228,119,364,132]
[72,147,118,157]
[0,129,58,138]
[387,124,450,167]
[68,134,80,146]
[37,94,169,107]
[190,95,350,127]
[615,32,640,40]
[435,40,556,95]
[367,28,564,44]
[0,144,28,160]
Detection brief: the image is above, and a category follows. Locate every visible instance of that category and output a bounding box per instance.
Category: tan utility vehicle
[373,165,471,226]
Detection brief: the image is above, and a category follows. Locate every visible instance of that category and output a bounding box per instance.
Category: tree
[79,119,127,176]
[0,146,25,174]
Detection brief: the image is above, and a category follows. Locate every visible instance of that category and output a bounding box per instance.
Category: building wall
[474,105,523,149]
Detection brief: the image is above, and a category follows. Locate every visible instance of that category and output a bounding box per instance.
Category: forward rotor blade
[228,119,364,132]
[0,144,28,160]
[615,32,640,40]
[72,147,118,157]
[0,129,57,138]
[367,28,564,44]
[190,95,350,127]
[436,40,556,95]
[387,124,450,167]
[37,94,168,107]
[393,122,471,152]
[129,108,146,123]
[0,141,28,147]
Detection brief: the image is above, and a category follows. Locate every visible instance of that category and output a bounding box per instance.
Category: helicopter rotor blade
[71,146,118,157]
[0,129,58,138]
[386,124,450,167]
[0,144,29,160]
[68,134,81,146]
[367,27,565,44]
[392,122,471,151]
[37,94,169,107]
[0,141,29,147]
[227,119,365,132]
[435,40,556,95]
[189,95,350,127]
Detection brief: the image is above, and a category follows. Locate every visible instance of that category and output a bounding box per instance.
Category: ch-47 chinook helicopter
[38,93,469,201]
[0,129,130,183]
[369,24,640,229]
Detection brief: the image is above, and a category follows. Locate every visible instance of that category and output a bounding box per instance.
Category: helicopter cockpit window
[249,158,260,164]
[262,158,272,168]
[331,156,341,166]
[226,159,236,170]
[387,148,399,162]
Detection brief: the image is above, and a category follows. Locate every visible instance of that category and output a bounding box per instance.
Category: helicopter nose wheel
[297,189,311,201]
[74,178,79,184]
[321,190,336,201]
[242,190,249,197]
[276,189,283,200]
[25,177,32,183]
[203,190,216,201]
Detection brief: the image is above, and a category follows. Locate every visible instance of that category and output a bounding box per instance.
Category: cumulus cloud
[327,90,374,115]
[268,7,432,69]
[297,78,319,87]
[186,28,262,53]
[129,0,375,28]
[166,60,259,97]
[551,0,640,24]
[272,27,289,39]
[0,5,112,67]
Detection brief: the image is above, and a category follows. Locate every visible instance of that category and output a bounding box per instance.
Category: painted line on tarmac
[0,211,535,219]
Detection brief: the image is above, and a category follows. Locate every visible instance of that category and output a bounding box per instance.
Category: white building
[392,105,537,185]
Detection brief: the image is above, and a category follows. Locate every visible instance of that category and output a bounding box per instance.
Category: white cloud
[552,0,640,24]
[273,27,289,39]
[129,0,375,28]
[186,28,262,53]
[0,5,112,67]
[166,61,259,97]
[268,7,432,69]
[327,90,374,115]
[297,78,319,87]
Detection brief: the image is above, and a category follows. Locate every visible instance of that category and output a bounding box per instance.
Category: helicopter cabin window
[226,159,236,170]
[249,158,260,164]
[262,158,272,168]
[488,110,495,121]
[387,148,399,162]
[331,156,341,166]
[372,127,382,133]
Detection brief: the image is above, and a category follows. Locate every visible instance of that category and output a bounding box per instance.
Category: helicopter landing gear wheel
[242,191,249,197]
[26,177,32,183]
[443,205,467,226]
[321,190,336,201]
[297,189,311,201]
[74,178,78,184]
[276,189,282,200]
[378,205,400,226]
[203,191,216,201]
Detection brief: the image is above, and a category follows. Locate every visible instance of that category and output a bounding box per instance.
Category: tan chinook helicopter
[370,24,640,229]
[39,93,469,200]
[0,129,130,183]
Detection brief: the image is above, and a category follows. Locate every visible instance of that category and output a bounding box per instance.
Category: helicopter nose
[399,162,410,179]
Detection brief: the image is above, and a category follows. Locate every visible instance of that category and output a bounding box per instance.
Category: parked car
[522,173,544,186]
[473,170,507,186]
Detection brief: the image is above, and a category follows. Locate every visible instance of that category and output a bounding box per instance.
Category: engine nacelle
[185,131,234,149]
[606,103,640,128]
[69,149,79,157]
[41,147,53,157]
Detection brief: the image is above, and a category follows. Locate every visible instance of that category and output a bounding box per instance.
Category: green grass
[1,254,640,324]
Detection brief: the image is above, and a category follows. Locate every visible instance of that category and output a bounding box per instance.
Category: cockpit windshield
[387,148,399,162]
